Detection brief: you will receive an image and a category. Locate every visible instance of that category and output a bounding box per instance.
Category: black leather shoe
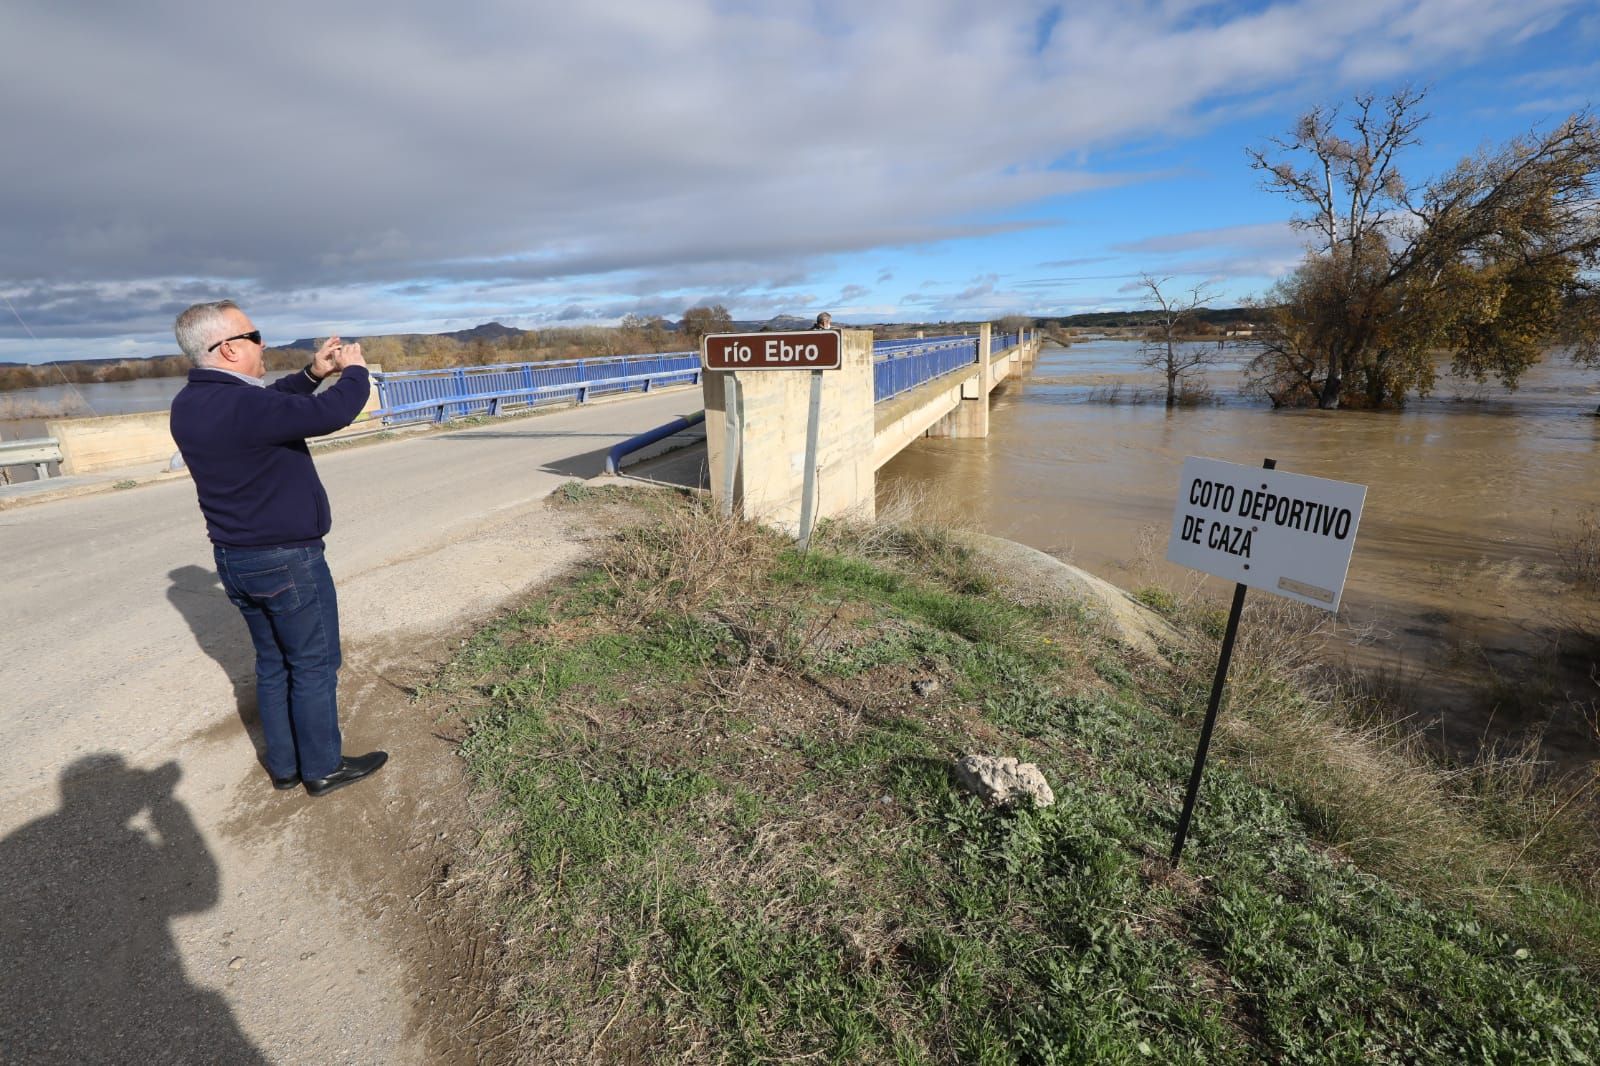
[304,752,388,797]
[271,774,301,791]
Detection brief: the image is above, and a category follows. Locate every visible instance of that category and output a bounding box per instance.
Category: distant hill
[281,319,534,351]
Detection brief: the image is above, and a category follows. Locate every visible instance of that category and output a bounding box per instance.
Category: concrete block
[45,412,178,475]
[317,363,384,438]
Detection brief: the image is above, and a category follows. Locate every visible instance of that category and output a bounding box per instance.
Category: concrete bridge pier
[926,323,992,439]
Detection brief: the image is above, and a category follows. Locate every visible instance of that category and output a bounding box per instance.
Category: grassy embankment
[423,486,1600,1063]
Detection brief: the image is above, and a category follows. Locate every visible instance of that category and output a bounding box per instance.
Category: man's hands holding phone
[312,335,368,378]
[335,341,366,370]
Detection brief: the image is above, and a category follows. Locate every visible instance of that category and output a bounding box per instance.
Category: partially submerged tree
[1137,274,1220,407]
[1248,90,1600,409]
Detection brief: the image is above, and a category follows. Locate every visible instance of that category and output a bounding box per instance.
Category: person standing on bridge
[170,300,387,797]
[812,312,832,330]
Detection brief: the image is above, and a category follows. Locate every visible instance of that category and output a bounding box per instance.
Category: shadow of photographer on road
[167,564,270,770]
[0,755,265,1063]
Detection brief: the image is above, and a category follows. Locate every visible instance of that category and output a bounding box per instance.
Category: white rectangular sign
[1166,457,1366,611]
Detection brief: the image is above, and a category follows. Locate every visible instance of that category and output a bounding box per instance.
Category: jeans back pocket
[233,565,303,615]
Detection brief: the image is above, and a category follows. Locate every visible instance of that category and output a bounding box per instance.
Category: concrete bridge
[704,323,1040,531]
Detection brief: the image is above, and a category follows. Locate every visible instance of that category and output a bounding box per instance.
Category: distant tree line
[0,354,192,392]
[1037,308,1256,331]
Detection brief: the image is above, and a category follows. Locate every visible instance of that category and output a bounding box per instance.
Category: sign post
[797,369,824,551]
[1165,456,1367,865]
[720,375,740,518]
[702,330,842,544]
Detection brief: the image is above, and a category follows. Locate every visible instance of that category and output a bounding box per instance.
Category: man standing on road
[170,300,387,797]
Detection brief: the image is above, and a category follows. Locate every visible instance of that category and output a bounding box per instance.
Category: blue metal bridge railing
[372,351,700,424]
[872,336,979,402]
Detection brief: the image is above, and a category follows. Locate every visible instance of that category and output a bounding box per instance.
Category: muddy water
[879,340,1600,764]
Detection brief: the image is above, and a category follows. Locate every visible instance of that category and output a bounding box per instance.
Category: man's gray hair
[174,300,240,366]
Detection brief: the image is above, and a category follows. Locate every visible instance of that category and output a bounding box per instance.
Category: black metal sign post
[1169,457,1275,867]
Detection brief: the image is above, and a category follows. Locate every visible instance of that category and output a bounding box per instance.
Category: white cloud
[0,0,1588,355]
[1112,221,1301,255]
[1509,61,1600,91]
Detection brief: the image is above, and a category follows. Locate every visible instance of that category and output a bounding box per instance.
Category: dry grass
[1156,590,1600,955]
[601,492,778,620]
[1556,507,1600,591]
[1082,379,1225,407]
[0,393,90,420]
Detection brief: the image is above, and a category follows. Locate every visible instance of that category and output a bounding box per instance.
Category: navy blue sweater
[170,365,371,548]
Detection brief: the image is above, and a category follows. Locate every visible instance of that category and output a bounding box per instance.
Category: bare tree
[680,305,734,346]
[619,313,672,353]
[1137,274,1220,407]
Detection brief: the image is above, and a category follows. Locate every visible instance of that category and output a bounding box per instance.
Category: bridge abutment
[705,329,877,533]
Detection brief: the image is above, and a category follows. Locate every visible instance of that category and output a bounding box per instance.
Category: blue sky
[1,0,1595,362]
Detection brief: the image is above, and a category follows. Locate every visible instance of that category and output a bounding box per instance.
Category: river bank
[419,486,1600,1062]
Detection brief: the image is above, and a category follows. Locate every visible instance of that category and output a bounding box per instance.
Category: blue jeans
[214,544,343,781]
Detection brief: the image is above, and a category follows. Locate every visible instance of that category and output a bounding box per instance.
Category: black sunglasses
[207,329,262,353]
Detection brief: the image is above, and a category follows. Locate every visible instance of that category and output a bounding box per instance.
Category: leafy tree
[680,304,733,346]
[1136,274,1221,408]
[1248,90,1600,408]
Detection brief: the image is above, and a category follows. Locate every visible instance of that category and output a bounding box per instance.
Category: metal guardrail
[0,436,62,479]
[604,410,706,475]
[870,332,1022,401]
[372,353,700,424]
[873,337,980,402]
[373,368,701,424]
[872,334,969,359]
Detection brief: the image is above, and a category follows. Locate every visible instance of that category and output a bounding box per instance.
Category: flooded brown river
[880,339,1600,767]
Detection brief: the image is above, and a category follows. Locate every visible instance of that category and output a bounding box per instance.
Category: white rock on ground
[954,755,1055,808]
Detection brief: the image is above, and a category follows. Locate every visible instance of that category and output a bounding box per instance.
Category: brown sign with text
[702,330,841,371]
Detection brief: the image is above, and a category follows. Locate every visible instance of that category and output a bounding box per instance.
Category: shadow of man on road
[167,564,268,769]
[0,755,266,1063]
